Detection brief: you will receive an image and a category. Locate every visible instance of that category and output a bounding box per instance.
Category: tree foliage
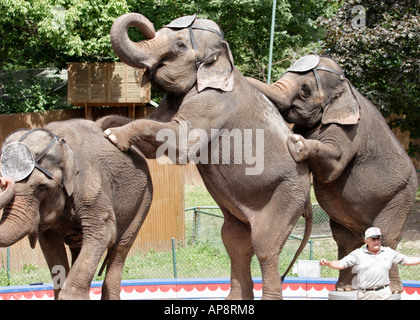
[0,70,63,113]
[0,0,336,79]
[319,0,420,156]
[0,0,129,69]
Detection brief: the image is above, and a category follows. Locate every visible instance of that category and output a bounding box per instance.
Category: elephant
[247,54,418,293]
[0,119,153,299]
[96,13,313,300]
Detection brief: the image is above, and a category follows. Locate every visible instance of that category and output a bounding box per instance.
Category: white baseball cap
[364,227,382,239]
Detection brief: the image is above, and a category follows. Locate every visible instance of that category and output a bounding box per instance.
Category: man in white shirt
[320,227,420,300]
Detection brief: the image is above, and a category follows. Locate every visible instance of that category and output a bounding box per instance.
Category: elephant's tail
[281,198,313,282]
[98,253,109,277]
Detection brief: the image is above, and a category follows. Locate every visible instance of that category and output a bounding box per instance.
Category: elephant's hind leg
[221,208,254,300]
[330,220,364,291]
[373,186,415,293]
[251,190,306,300]
[102,186,152,300]
[101,245,131,300]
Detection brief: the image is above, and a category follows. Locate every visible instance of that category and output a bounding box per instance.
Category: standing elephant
[97,13,312,300]
[247,55,418,293]
[0,119,153,299]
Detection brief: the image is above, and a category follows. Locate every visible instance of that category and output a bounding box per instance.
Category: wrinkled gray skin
[0,119,152,299]
[247,56,418,293]
[97,13,312,300]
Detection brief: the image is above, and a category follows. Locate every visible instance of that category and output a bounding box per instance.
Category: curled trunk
[110,13,159,69]
[0,179,38,247]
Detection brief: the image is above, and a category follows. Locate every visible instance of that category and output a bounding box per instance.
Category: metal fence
[0,204,419,287]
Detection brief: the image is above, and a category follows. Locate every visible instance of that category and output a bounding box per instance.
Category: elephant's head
[111,13,234,94]
[0,129,78,248]
[248,55,360,129]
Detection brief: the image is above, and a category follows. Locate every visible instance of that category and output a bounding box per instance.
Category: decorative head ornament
[287,55,360,117]
[287,55,321,73]
[164,14,224,68]
[1,129,63,187]
[1,142,35,182]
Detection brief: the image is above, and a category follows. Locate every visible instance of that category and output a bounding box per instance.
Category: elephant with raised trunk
[97,13,312,300]
[0,119,153,299]
[247,55,418,293]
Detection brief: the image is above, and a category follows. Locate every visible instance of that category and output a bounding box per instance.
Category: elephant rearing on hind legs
[97,13,312,300]
[247,55,418,293]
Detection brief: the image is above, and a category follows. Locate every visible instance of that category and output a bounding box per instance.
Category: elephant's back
[45,119,150,177]
[46,119,152,213]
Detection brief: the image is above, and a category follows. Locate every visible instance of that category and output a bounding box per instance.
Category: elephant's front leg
[104,119,173,151]
[58,214,115,300]
[58,241,109,300]
[104,119,203,162]
[38,231,70,299]
[287,134,346,183]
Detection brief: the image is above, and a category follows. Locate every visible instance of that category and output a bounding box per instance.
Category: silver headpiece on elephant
[164,14,224,68]
[287,55,360,109]
[1,129,63,187]
[1,142,35,182]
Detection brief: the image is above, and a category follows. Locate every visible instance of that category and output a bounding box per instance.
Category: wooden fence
[0,107,185,271]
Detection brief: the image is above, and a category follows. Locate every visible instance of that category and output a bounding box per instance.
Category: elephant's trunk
[0,177,15,209]
[111,13,161,69]
[247,76,293,111]
[0,180,39,247]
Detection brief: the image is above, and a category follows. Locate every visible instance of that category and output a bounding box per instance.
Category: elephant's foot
[335,279,357,292]
[261,292,283,300]
[390,281,403,294]
[286,134,307,162]
[57,287,90,300]
[225,286,254,300]
[335,285,356,292]
[104,128,132,152]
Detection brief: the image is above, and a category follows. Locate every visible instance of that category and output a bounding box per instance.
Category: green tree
[0,0,130,70]
[0,70,63,113]
[319,0,420,156]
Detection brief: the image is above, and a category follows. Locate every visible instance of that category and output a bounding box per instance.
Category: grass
[185,184,218,208]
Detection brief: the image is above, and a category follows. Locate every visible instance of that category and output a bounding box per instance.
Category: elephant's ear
[322,81,360,125]
[197,41,234,92]
[60,139,79,196]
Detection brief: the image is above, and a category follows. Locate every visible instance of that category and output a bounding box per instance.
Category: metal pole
[171,238,177,279]
[6,247,10,286]
[192,209,197,244]
[267,0,277,84]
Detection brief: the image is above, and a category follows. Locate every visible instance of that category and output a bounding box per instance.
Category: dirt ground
[403,201,420,241]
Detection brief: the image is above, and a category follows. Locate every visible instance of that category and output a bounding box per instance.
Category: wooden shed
[67,62,151,119]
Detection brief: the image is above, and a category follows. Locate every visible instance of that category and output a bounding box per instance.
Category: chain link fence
[0,204,419,287]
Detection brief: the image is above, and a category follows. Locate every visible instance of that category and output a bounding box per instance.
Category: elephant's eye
[300,84,311,99]
[35,184,49,198]
[176,40,187,49]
